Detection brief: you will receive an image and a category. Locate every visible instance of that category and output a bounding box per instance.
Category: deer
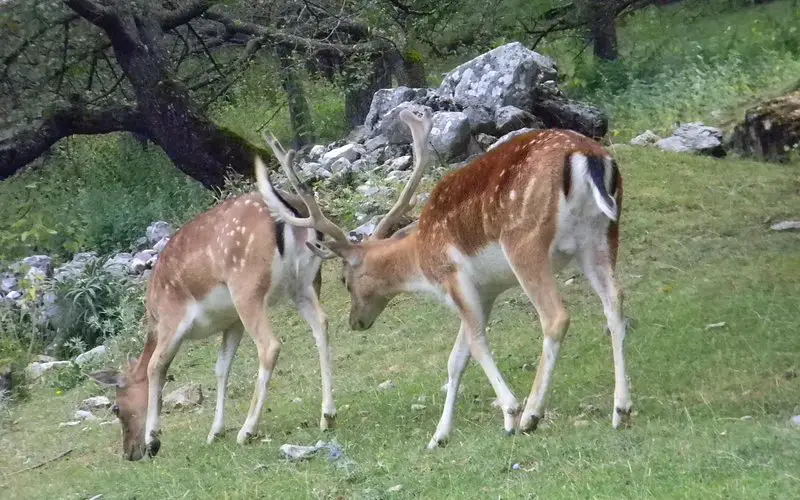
[257,107,632,449]
[87,181,336,461]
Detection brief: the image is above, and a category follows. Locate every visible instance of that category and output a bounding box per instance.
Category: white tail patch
[568,153,617,221]
[254,156,296,223]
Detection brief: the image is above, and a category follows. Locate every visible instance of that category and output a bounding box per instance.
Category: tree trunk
[344,52,393,128]
[276,45,315,149]
[587,0,619,61]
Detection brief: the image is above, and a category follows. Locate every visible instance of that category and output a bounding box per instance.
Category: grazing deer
[88,184,336,460]
[258,107,631,449]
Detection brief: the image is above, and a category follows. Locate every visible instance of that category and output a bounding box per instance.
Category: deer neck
[367,232,433,296]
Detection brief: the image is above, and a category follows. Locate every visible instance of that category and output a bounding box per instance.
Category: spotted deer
[88,184,336,460]
[258,107,631,449]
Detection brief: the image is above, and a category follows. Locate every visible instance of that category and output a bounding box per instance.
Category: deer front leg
[144,340,179,458]
[428,324,470,449]
[449,277,520,435]
[295,285,336,430]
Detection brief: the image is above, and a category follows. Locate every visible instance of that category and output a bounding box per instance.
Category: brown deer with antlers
[258,107,631,449]
[88,183,336,460]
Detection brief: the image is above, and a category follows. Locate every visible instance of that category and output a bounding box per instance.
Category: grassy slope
[1,147,799,499]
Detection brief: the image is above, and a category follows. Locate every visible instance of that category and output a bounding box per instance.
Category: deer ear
[325,241,364,267]
[87,370,125,388]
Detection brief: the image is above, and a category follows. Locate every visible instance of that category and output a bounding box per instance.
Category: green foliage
[50,260,145,359]
[0,134,212,265]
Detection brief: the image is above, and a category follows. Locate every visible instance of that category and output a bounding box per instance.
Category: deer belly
[449,243,517,288]
[182,285,239,339]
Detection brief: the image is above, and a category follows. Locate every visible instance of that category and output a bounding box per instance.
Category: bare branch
[158,0,218,30]
[62,0,115,31]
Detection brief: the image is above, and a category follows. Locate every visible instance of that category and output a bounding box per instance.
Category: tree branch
[0,104,144,180]
[62,0,115,31]
[158,0,218,30]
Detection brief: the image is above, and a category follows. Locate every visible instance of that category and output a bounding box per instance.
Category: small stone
[704,322,727,330]
[378,380,396,391]
[770,220,800,232]
[74,410,99,421]
[476,133,497,150]
[511,463,521,470]
[24,360,72,380]
[1,276,17,293]
[307,144,327,161]
[388,155,412,171]
[790,415,800,427]
[6,290,22,301]
[564,278,575,286]
[573,419,589,428]
[146,221,173,245]
[153,237,170,253]
[163,384,203,410]
[411,403,426,411]
[81,395,112,410]
[630,130,661,147]
[280,441,324,461]
[75,345,108,366]
[740,415,754,421]
[330,157,352,174]
[292,397,303,404]
[387,485,403,493]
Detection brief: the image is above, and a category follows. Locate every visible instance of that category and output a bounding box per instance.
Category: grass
[1,146,799,499]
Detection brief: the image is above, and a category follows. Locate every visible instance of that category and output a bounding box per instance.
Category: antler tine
[259,131,351,244]
[372,107,433,240]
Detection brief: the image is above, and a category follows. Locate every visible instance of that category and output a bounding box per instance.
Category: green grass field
[2,146,799,499]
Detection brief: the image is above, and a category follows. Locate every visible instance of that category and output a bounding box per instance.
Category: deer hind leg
[449,277,519,436]
[207,322,244,444]
[231,285,281,444]
[295,284,336,430]
[503,242,570,434]
[579,238,632,428]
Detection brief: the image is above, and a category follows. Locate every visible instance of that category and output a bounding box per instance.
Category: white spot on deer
[509,190,517,201]
[245,233,255,253]
[244,199,252,205]
[232,256,238,265]
[229,230,235,236]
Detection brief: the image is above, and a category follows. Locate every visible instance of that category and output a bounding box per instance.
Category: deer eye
[111,404,120,416]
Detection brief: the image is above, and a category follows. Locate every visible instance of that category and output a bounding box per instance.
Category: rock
[103,253,133,277]
[307,144,327,161]
[53,252,98,282]
[330,158,353,176]
[356,185,394,197]
[349,217,378,242]
[80,395,112,410]
[378,103,433,145]
[75,345,108,366]
[378,379,396,391]
[128,250,156,275]
[18,255,53,276]
[656,122,725,157]
[346,125,368,144]
[132,236,149,250]
[630,130,661,147]
[386,170,412,183]
[770,220,800,231]
[463,105,497,135]
[74,410,99,421]
[279,439,346,462]
[365,87,428,132]
[430,111,471,160]
[729,91,800,162]
[24,360,72,380]
[351,159,367,172]
[410,403,426,411]
[438,42,557,111]
[6,290,22,301]
[573,419,590,428]
[494,106,542,136]
[388,155,412,171]
[24,266,47,283]
[531,95,607,139]
[321,143,364,167]
[476,133,498,150]
[152,237,170,253]
[1,275,17,293]
[163,383,203,410]
[387,485,404,493]
[488,128,539,151]
[704,322,727,330]
[146,221,173,245]
[292,397,303,404]
[365,135,389,153]
[791,415,800,428]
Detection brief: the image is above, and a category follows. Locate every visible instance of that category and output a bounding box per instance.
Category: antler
[372,107,433,240]
[258,132,351,244]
